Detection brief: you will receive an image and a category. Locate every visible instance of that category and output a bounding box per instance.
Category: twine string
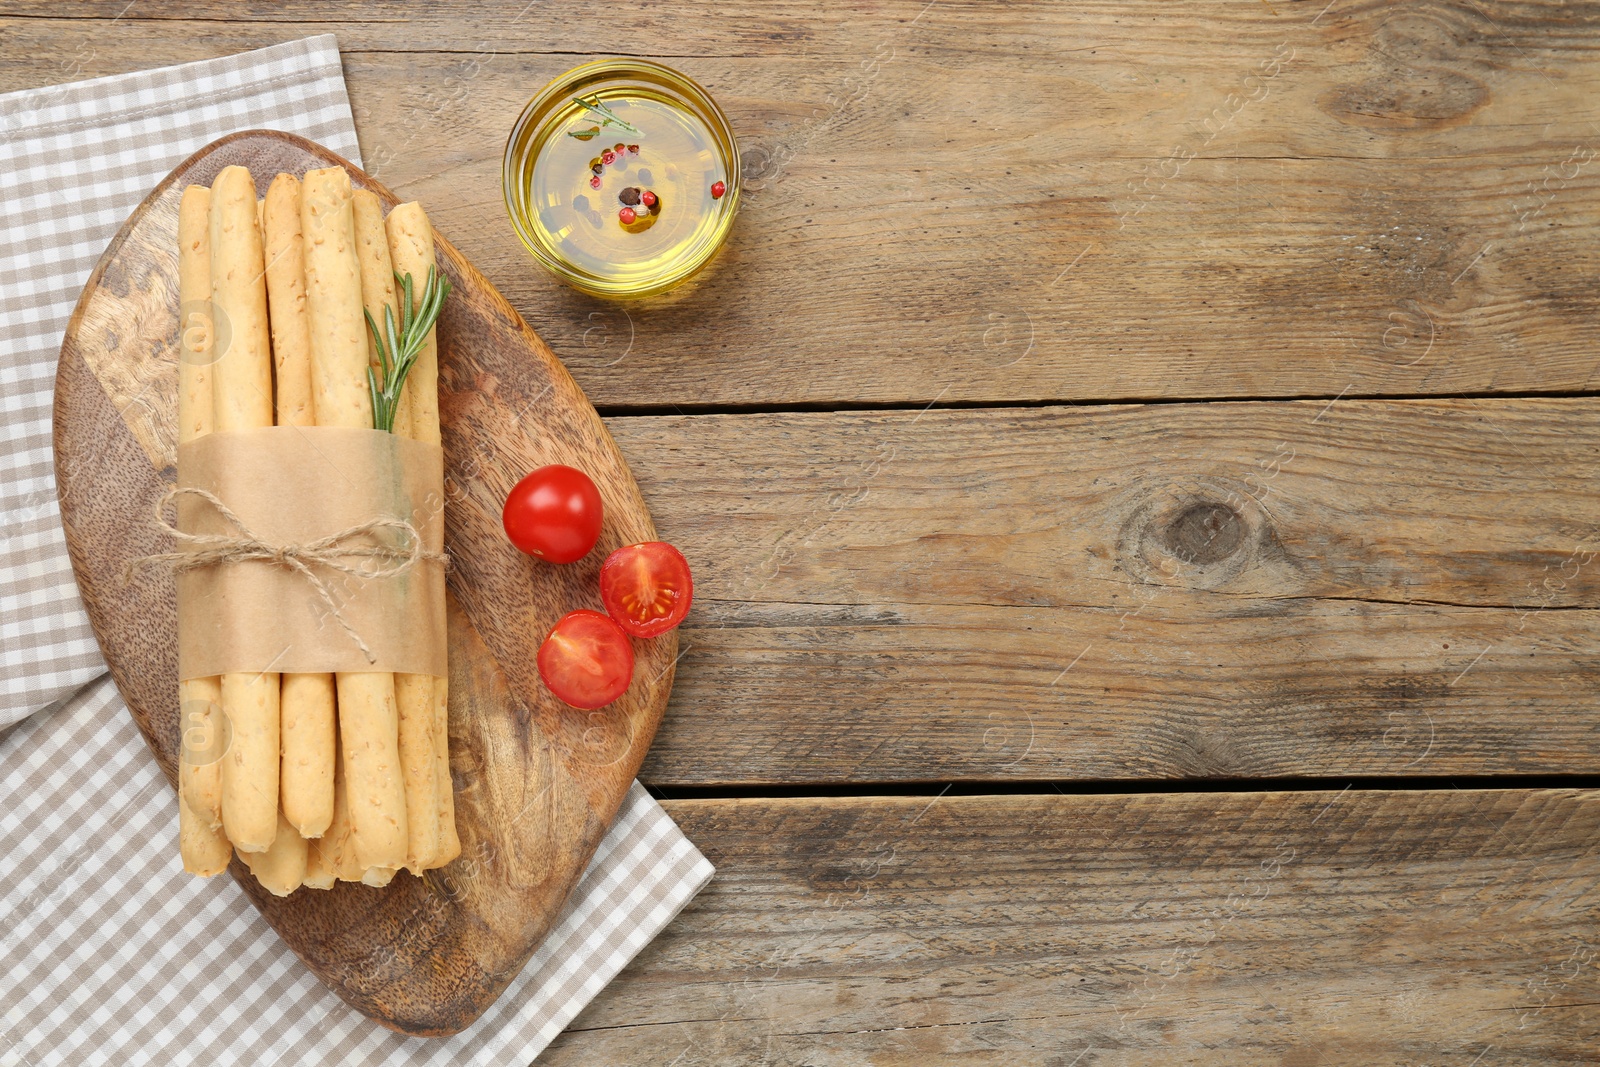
[130,485,448,665]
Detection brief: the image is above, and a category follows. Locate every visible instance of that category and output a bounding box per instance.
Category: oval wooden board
[52,131,676,1037]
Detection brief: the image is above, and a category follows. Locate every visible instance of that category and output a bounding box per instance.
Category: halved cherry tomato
[599,541,694,638]
[502,464,603,564]
[537,609,634,709]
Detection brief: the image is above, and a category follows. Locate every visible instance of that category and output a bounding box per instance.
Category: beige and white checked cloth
[0,35,712,1066]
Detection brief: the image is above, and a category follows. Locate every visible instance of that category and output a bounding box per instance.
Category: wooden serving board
[51,131,676,1037]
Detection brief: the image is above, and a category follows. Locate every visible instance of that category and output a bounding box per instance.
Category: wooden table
[8,2,1599,1062]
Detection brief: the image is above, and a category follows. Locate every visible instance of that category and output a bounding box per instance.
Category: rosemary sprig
[565,93,640,139]
[365,266,451,434]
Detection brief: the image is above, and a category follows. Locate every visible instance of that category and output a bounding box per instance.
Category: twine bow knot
[130,485,448,664]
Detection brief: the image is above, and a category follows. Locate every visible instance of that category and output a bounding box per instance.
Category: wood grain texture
[4,1,1599,406]
[13,6,1600,1063]
[536,789,1600,1066]
[52,131,676,1035]
[618,400,1600,784]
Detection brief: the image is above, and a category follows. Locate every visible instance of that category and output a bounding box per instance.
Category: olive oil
[504,62,739,298]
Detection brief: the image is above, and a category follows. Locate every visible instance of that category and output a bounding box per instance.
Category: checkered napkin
[0,35,711,1066]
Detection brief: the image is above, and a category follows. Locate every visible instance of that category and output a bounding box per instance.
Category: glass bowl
[503,58,740,299]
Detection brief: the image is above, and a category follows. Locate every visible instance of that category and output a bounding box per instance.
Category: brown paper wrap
[175,426,446,680]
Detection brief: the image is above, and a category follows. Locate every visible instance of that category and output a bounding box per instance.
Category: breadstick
[337,672,408,870]
[208,165,279,854]
[209,166,272,431]
[301,167,409,870]
[327,736,366,883]
[262,172,338,843]
[263,173,315,427]
[432,675,461,866]
[303,730,348,889]
[177,184,217,446]
[242,810,308,897]
[300,167,372,428]
[386,202,458,869]
[177,184,229,876]
[393,673,439,871]
[361,866,397,887]
[352,189,411,438]
[279,672,335,838]
[383,202,441,447]
[179,676,223,828]
[302,835,336,890]
[379,203,440,869]
[180,799,231,877]
[219,670,279,852]
[179,673,229,872]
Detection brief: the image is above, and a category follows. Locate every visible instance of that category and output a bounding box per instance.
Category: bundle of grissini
[173,164,459,895]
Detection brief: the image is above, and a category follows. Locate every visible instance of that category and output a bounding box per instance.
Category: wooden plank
[537,789,1600,1066]
[4,2,1598,406]
[615,398,1600,783]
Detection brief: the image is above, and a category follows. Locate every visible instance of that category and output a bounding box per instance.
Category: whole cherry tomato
[537,609,634,709]
[599,541,694,638]
[502,464,603,563]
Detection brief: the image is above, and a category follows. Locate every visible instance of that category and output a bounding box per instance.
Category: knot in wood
[1160,502,1244,565]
